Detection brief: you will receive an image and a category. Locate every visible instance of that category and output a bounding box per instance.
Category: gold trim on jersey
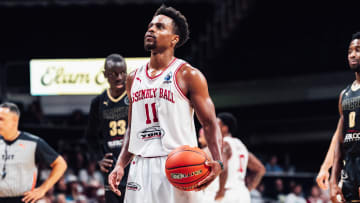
[107,89,127,103]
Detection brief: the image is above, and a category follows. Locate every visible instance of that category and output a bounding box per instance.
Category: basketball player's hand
[99,153,114,173]
[22,187,46,203]
[316,168,330,190]
[108,165,124,196]
[195,160,222,191]
[330,183,345,203]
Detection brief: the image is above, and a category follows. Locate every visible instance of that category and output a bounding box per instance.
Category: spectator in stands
[266,155,284,172]
[37,187,55,203]
[72,150,86,175]
[97,188,106,203]
[285,183,306,203]
[78,160,104,187]
[56,194,66,203]
[54,176,68,201]
[250,182,265,203]
[24,100,50,125]
[85,180,102,203]
[267,178,286,202]
[65,174,83,202]
[306,185,328,203]
[68,109,87,126]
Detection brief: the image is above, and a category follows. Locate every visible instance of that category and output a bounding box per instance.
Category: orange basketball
[165,145,211,191]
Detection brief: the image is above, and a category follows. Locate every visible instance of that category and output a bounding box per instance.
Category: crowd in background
[5,99,331,203]
[34,146,331,203]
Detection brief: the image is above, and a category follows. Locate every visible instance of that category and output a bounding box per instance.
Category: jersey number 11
[145,103,158,124]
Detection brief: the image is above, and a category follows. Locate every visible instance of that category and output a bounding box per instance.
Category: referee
[0,102,67,203]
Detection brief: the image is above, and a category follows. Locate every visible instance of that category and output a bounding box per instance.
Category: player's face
[217,118,227,135]
[0,108,19,139]
[348,39,360,72]
[104,62,127,90]
[144,15,179,51]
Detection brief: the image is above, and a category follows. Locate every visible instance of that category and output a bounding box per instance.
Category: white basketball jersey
[129,58,197,157]
[224,136,249,189]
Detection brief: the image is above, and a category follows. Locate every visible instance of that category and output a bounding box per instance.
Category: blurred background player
[215,112,266,203]
[0,102,67,203]
[330,32,360,202]
[85,54,129,203]
[108,5,223,203]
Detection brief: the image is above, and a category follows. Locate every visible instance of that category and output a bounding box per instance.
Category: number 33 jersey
[129,58,197,157]
[342,84,360,157]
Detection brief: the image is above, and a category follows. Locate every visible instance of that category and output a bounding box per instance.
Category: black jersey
[86,89,129,186]
[342,84,360,157]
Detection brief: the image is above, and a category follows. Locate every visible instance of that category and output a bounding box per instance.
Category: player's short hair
[0,102,20,116]
[352,32,360,40]
[217,112,238,135]
[105,53,126,69]
[154,5,190,48]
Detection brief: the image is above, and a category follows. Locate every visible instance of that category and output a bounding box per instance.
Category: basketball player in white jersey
[215,112,265,203]
[108,5,223,203]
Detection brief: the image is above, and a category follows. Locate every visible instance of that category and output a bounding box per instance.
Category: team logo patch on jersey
[137,126,165,141]
[124,96,130,105]
[163,71,172,84]
[127,182,141,191]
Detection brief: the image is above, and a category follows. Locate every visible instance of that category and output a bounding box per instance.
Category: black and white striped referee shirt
[0,131,59,197]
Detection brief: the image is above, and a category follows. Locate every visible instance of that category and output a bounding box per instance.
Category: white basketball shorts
[125,155,203,203]
[220,186,250,203]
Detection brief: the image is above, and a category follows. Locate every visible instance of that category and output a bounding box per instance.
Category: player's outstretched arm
[175,64,223,190]
[246,152,266,191]
[108,71,135,196]
[23,156,67,203]
[317,92,344,190]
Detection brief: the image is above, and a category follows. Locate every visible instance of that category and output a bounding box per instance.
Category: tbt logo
[137,126,165,141]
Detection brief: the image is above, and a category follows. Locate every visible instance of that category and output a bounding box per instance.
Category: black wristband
[216,160,224,171]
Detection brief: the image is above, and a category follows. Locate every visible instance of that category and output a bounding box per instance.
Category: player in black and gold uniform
[86,54,129,203]
[330,32,360,203]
